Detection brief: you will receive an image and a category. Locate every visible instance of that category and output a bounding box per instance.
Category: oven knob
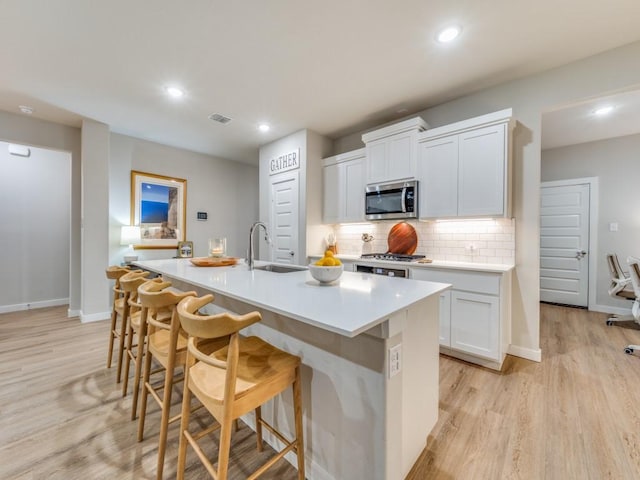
[388,272,395,277]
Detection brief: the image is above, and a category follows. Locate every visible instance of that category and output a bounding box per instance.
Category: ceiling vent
[208,113,232,125]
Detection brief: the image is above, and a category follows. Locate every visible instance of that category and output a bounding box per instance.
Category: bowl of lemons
[309,251,344,284]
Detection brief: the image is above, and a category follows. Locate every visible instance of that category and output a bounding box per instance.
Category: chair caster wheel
[606,320,614,326]
[624,347,634,355]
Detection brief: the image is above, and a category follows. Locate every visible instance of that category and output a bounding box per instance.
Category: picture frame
[130,170,187,249]
[177,241,194,258]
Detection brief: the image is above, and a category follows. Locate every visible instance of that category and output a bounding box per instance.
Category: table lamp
[120,225,141,264]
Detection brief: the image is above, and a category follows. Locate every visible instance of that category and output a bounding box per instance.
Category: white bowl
[308,264,344,284]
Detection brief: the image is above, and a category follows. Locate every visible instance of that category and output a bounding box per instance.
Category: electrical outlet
[389,344,402,378]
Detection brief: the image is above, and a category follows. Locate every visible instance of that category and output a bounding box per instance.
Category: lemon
[324,250,334,257]
[334,258,342,266]
[315,260,324,266]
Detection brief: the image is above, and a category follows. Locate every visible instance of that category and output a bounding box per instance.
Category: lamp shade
[120,225,141,246]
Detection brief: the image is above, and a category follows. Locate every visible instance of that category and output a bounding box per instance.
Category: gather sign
[269,149,300,175]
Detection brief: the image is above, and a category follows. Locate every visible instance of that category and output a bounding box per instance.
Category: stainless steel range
[360,253,426,262]
[356,253,426,278]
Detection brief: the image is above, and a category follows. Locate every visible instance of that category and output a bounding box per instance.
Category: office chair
[605,253,636,325]
[623,257,640,355]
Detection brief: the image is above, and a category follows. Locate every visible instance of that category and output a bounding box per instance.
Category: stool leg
[106,306,118,368]
[177,355,195,480]
[116,299,130,383]
[156,339,178,480]
[217,416,234,480]
[122,321,135,397]
[255,406,263,452]
[138,338,154,442]
[293,367,305,480]
[131,314,148,420]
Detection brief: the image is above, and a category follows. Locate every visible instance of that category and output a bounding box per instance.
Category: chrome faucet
[247,221,270,270]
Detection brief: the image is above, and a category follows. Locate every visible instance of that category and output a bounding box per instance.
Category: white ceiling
[2,1,640,165]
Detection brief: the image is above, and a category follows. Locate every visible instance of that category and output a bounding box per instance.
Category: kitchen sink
[254,264,307,273]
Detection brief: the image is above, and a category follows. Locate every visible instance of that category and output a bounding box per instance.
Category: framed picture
[177,241,194,258]
[131,170,187,249]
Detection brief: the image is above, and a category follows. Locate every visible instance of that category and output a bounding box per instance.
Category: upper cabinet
[322,148,365,224]
[418,109,514,219]
[362,117,428,185]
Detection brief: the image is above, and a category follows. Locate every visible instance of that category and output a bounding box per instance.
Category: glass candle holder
[209,237,227,257]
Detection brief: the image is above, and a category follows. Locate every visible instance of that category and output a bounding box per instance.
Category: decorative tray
[190,257,239,267]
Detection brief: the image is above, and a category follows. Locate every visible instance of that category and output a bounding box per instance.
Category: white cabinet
[362,117,428,185]
[322,149,365,224]
[411,266,511,370]
[450,290,500,359]
[418,109,514,219]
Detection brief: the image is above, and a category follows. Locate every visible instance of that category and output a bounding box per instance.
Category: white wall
[542,133,640,310]
[332,41,640,362]
[0,142,71,312]
[0,111,81,314]
[109,133,259,265]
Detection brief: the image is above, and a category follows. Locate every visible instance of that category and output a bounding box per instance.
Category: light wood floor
[2,304,640,479]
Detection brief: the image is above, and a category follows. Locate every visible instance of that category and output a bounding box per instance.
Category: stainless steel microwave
[365,180,418,220]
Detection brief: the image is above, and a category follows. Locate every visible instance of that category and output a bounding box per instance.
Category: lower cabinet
[450,291,499,360]
[411,267,511,370]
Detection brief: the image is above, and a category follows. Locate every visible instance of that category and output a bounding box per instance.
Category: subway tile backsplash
[332,218,515,265]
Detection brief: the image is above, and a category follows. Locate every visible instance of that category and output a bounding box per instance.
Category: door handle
[576,250,587,259]
[289,251,295,257]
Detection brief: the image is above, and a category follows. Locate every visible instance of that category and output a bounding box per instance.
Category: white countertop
[309,254,514,274]
[134,258,449,338]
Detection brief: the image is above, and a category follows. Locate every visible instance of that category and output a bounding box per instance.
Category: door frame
[540,176,598,309]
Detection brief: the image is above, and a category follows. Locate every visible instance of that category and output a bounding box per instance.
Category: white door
[540,182,590,306]
[270,172,299,264]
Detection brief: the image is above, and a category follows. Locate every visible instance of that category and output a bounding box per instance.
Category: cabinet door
[365,139,387,184]
[450,291,500,360]
[439,289,451,347]
[387,131,416,181]
[418,136,458,218]
[343,157,365,222]
[323,163,341,224]
[458,124,506,216]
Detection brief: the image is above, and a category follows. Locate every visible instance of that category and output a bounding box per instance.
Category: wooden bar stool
[176,294,305,480]
[137,283,231,480]
[105,265,131,380]
[119,274,168,414]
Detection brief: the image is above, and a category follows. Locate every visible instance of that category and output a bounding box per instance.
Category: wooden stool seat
[176,294,305,480]
[189,336,299,415]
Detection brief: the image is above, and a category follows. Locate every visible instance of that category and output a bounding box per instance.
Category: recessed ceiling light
[436,25,461,43]
[258,123,270,132]
[164,86,185,98]
[593,105,614,116]
[19,105,34,114]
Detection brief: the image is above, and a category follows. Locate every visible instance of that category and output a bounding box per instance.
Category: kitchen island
[134,258,450,480]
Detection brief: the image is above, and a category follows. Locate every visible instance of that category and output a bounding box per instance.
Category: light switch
[609,222,618,232]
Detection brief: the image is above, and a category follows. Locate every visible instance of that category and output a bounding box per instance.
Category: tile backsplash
[330,218,515,265]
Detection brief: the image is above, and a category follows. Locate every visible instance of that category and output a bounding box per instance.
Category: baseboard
[80,311,111,323]
[0,298,69,314]
[67,309,81,318]
[590,303,630,316]
[508,344,542,362]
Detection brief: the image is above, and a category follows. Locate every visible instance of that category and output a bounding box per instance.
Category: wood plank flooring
[2,304,640,479]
